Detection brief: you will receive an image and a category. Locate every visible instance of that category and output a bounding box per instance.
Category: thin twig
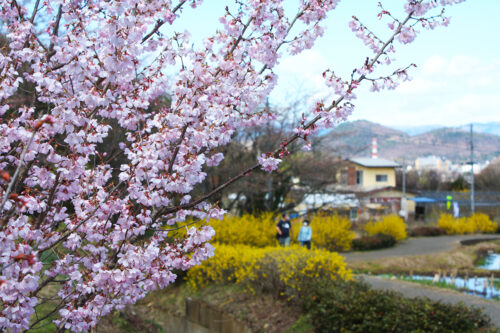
[29,0,41,23]
[37,181,125,253]
[47,5,63,62]
[152,219,201,232]
[168,124,189,174]
[34,171,61,230]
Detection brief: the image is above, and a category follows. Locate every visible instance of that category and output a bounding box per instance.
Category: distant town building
[413,155,489,180]
[458,161,489,175]
[415,156,452,174]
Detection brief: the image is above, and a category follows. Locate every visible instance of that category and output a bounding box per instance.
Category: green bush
[304,279,493,333]
[352,234,396,251]
[408,226,446,237]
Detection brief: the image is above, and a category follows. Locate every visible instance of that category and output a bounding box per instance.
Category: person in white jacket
[297,220,312,249]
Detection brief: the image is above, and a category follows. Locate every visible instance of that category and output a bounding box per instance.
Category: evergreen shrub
[408,226,446,237]
[305,279,493,333]
[352,234,396,251]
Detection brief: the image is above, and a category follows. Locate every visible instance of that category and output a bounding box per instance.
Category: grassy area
[383,275,500,302]
[380,274,463,292]
[383,273,471,292]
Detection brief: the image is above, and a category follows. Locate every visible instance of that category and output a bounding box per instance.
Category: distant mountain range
[320,120,500,163]
[395,122,500,137]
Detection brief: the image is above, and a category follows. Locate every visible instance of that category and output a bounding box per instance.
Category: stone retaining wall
[163,298,251,333]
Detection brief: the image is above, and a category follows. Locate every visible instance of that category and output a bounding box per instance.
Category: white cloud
[421,55,447,76]
[448,55,482,76]
[396,77,447,94]
[271,51,500,128]
[278,49,330,75]
[468,75,498,88]
[272,49,334,104]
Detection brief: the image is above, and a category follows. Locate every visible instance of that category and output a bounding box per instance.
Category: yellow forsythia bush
[469,213,498,233]
[186,244,352,298]
[309,214,355,251]
[210,212,355,250]
[438,213,497,234]
[438,214,471,234]
[365,214,407,241]
[210,212,277,247]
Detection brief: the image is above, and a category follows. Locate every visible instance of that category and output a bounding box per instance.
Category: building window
[356,170,363,185]
[350,207,358,221]
[340,169,348,185]
[376,174,388,182]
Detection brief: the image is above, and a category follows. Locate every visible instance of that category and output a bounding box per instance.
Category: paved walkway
[342,235,500,327]
[358,274,500,328]
[342,234,500,262]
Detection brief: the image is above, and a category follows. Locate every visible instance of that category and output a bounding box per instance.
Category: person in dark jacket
[276,212,291,247]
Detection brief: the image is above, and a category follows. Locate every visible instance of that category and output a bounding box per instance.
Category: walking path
[342,235,500,327]
[358,274,500,328]
[342,234,500,262]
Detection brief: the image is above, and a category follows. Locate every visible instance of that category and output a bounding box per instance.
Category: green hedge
[352,234,396,251]
[408,226,446,237]
[304,280,493,333]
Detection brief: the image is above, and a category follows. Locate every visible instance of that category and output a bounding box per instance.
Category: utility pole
[470,124,475,215]
[402,163,406,199]
[401,161,408,221]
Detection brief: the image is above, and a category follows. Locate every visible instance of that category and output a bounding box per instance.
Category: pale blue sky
[171,0,499,127]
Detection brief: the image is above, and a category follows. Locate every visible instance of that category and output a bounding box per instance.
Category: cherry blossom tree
[0,0,464,331]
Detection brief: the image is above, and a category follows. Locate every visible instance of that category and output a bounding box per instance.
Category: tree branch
[153,8,417,220]
[141,1,188,44]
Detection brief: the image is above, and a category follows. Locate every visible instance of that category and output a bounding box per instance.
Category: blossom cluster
[0,0,464,331]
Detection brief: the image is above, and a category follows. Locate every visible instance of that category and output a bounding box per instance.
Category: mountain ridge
[394,122,500,137]
[320,120,500,163]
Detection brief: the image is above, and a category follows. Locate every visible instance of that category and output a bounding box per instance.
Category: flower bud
[1,171,10,182]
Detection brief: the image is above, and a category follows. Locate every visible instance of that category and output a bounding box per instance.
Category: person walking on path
[297,219,312,249]
[276,212,291,247]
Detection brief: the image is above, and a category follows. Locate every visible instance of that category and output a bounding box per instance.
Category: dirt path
[342,234,500,262]
[358,274,500,328]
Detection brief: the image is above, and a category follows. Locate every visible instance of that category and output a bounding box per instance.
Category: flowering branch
[0,0,465,331]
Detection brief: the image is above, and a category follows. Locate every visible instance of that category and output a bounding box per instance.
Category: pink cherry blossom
[258,154,282,172]
[0,0,465,331]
